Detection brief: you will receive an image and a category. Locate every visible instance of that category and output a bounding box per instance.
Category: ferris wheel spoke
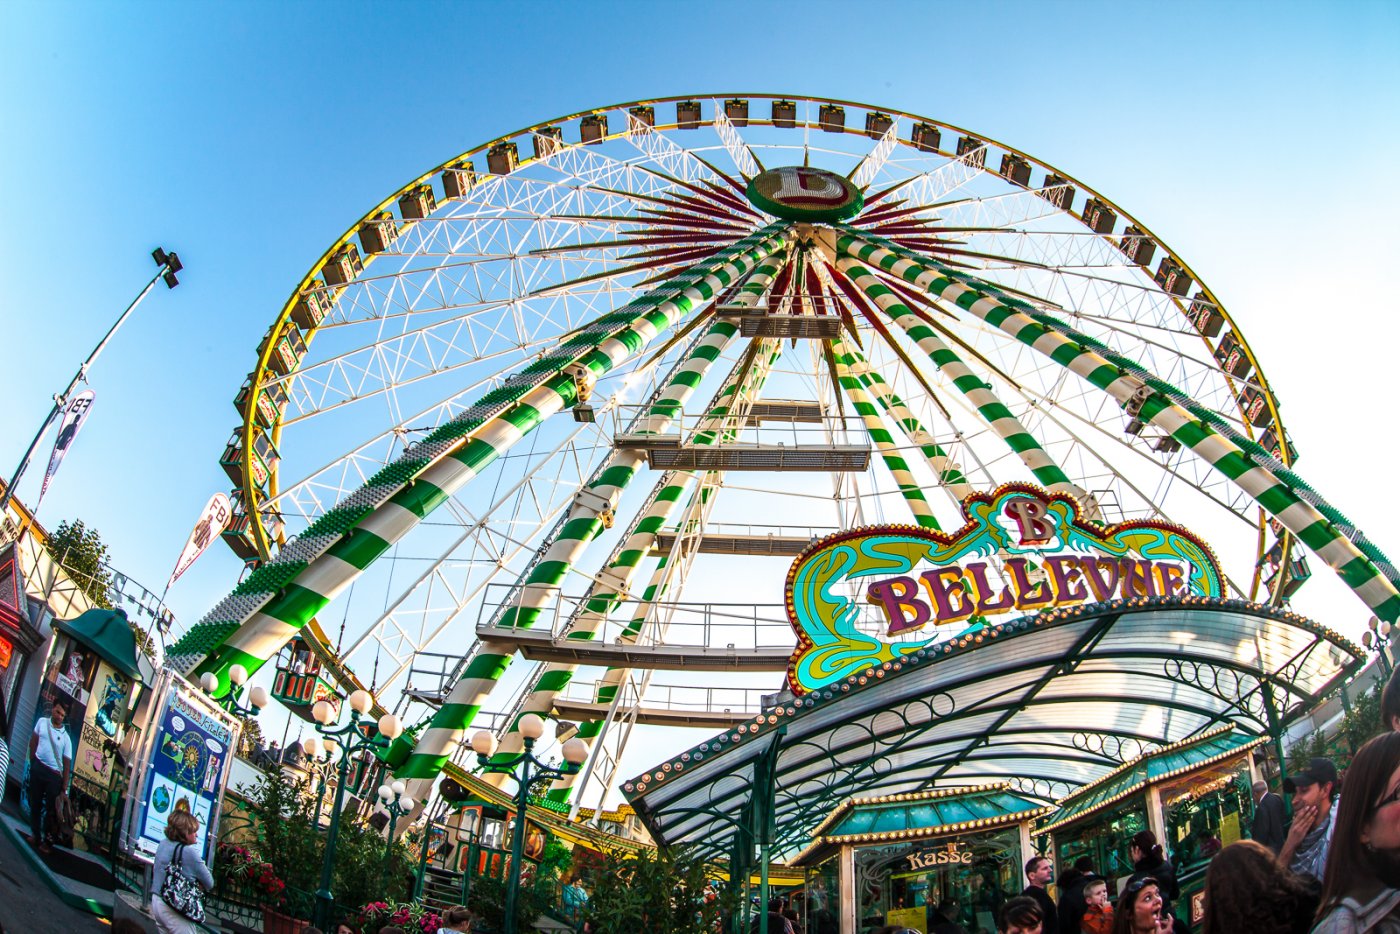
[710,106,763,179]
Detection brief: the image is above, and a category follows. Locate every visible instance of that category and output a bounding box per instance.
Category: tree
[47,519,112,608]
[575,844,737,934]
[46,518,156,659]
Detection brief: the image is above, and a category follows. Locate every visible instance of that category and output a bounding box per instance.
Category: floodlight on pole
[1,248,182,513]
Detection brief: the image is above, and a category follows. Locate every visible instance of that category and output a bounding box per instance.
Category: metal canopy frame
[622,596,1363,863]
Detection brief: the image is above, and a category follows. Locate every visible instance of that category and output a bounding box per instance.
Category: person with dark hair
[1280,756,1339,885]
[1057,858,1097,934]
[1021,855,1059,934]
[332,922,360,934]
[1252,779,1288,854]
[1312,732,1400,932]
[26,698,71,854]
[1126,831,1179,902]
[929,899,969,934]
[998,896,1044,934]
[1198,840,1316,934]
[1382,663,1400,733]
[1109,878,1163,934]
[437,905,475,932]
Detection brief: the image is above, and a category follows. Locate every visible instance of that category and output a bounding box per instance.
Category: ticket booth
[33,607,152,856]
[793,782,1050,934]
[1041,727,1263,930]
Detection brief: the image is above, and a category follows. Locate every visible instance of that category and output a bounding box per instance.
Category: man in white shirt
[27,698,72,854]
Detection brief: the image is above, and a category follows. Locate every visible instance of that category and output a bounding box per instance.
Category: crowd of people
[955,671,1400,934]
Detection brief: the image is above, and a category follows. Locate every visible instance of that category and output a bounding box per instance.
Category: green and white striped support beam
[829,334,938,529]
[175,223,791,694]
[466,329,751,771]
[545,339,787,802]
[840,339,974,503]
[497,317,750,635]
[834,254,1087,502]
[395,250,793,782]
[476,263,796,768]
[838,229,1400,622]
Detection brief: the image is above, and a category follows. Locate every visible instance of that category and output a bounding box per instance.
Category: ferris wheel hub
[745,166,863,222]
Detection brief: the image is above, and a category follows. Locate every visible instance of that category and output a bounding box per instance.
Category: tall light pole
[1,248,182,514]
[310,690,403,929]
[376,781,416,894]
[472,714,588,934]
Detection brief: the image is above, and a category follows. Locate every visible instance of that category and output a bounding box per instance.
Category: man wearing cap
[1279,756,1338,884]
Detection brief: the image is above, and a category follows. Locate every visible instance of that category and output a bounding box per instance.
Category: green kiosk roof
[793,782,1050,867]
[54,607,151,685]
[1039,726,1264,834]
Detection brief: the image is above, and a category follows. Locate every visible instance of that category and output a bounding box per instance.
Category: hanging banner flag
[39,390,96,502]
[166,492,232,591]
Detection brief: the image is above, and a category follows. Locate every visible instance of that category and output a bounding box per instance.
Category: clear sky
[1,0,1397,771]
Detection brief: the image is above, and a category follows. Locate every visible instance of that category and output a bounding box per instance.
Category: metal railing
[476,583,799,651]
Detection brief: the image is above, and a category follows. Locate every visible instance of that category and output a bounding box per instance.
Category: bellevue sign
[784,484,1222,694]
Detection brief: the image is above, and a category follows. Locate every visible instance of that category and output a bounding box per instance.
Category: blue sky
[1,1,1397,761]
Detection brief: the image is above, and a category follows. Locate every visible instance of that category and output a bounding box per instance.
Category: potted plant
[215,841,304,933]
[355,900,442,934]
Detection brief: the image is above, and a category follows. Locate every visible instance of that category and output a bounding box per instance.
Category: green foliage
[1289,680,1385,774]
[48,519,112,608]
[226,765,418,919]
[575,845,735,934]
[464,834,572,932]
[331,812,416,909]
[234,768,321,897]
[467,872,558,932]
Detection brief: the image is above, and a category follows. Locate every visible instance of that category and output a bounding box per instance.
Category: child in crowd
[1080,879,1113,934]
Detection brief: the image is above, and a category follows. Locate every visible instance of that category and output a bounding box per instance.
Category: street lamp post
[299,739,338,829]
[310,690,403,929]
[1,248,182,514]
[471,714,589,934]
[376,781,416,893]
[199,664,270,718]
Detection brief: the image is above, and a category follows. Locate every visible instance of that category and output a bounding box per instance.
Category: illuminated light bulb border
[1038,737,1266,835]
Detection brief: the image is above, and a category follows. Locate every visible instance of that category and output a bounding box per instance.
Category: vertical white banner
[39,389,96,502]
[166,492,233,591]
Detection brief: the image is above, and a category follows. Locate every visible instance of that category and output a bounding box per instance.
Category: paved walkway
[0,814,110,932]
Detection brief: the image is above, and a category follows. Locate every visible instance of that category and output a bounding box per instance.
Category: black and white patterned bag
[159,843,206,923]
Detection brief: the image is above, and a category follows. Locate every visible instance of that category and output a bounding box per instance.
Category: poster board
[73,660,134,788]
[122,669,239,864]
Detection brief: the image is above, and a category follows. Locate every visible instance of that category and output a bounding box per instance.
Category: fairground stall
[1041,727,1264,929]
[623,487,1364,934]
[36,607,152,857]
[792,783,1048,933]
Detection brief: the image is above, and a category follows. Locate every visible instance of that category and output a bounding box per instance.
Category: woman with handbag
[152,810,214,933]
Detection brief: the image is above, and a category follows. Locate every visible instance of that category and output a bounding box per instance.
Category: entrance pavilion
[622,595,1361,932]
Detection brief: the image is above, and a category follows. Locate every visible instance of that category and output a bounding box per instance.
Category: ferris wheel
[172,94,1399,812]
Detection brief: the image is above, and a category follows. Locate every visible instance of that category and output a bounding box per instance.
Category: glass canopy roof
[621,596,1361,863]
